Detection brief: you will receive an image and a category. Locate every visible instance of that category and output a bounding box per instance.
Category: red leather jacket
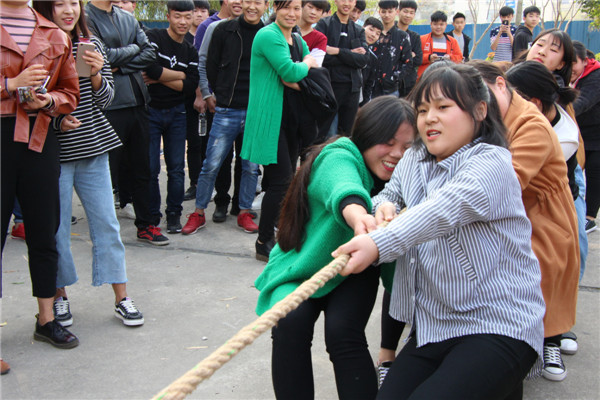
[0,8,79,152]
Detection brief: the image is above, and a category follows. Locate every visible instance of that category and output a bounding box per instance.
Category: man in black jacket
[86,0,169,245]
[144,0,199,234]
[397,0,422,97]
[316,0,368,138]
[513,5,540,59]
[181,0,266,236]
[370,0,411,98]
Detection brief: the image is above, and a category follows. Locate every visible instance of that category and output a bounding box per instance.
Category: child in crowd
[256,96,416,400]
[417,11,462,79]
[513,5,540,59]
[471,60,579,383]
[571,41,600,235]
[334,63,545,399]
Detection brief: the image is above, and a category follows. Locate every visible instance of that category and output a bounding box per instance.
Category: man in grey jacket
[86,0,169,245]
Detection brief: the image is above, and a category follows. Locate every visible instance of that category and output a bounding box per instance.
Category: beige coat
[505,93,580,337]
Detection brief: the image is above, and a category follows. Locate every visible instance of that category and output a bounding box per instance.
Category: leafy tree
[578,0,600,30]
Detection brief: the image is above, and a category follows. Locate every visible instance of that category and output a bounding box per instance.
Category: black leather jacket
[206,17,264,108]
[85,3,155,110]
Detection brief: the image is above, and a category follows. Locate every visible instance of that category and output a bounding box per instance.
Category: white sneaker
[542,343,567,381]
[560,332,578,355]
[117,203,136,220]
[210,189,217,202]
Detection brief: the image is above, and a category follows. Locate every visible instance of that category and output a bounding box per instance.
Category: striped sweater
[369,139,545,373]
[53,36,121,163]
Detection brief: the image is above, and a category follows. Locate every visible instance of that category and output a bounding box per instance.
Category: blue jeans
[195,106,258,210]
[56,153,127,288]
[148,103,187,219]
[574,165,588,281]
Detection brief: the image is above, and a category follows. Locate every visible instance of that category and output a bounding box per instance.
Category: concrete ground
[1,170,599,399]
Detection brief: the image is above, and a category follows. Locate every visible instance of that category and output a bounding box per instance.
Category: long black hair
[409,63,508,152]
[33,0,90,41]
[506,61,577,115]
[277,96,416,252]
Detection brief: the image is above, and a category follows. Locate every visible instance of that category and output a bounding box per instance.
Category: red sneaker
[11,223,25,240]
[237,212,258,233]
[182,213,206,235]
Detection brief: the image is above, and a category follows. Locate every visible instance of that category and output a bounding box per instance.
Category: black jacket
[206,17,264,108]
[446,30,471,62]
[85,2,155,110]
[315,13,368,92]
[512,25,532,59]
[370,25,412,96]
[402,28,422,95]
[574,64,600,150]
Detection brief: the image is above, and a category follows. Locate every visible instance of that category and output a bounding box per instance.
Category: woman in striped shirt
[335,64,545,399]
[33,0,144,328]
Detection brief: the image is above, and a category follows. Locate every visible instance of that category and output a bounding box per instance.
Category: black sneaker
[137,225,170,246]
[212,204,228,223]
[53,297,73,327]
[166,214,182,234]
[183,186,196,201]
[542,343,567,381]
[256,238,275,262]
[377,361,393,388]
[114,297,144,326]
[71,216,77,225]
[33,317,79,349]
[585,219,597,233]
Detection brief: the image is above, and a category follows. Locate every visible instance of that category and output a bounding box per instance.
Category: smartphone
[76,42,96,77]
[502,20,509,26]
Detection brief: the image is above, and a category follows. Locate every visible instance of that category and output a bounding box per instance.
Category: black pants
[271,266,380,400]
[377,334,538,400]
[106,106,154,228]
[1,117,59,298]
[319,82,360,139]
[380,289,406,351]
[585,149,600,218]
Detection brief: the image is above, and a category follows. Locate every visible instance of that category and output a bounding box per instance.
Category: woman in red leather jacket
[0,0,80,364]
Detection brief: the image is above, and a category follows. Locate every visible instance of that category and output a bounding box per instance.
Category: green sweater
[255,138,374,315]
[241,22,309,166]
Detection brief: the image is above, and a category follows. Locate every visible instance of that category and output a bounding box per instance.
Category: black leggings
[271,266,380,400]
[377,334,538,400]
[585,149,600,218]
[1,117,60,298]
[380,289,406,351]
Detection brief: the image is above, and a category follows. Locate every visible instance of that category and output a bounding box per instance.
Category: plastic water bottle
[198,113,207,136]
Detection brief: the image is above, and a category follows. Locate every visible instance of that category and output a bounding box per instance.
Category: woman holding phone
[33,0,144,329]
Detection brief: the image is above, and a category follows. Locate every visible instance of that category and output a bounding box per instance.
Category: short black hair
[399,0,417,11]
[193,0,210,10]
[523,5,540,17]
[355,0,367,11]
[378,0,398,10]
[305,0,329,11]
[323,1,331,12]
[453,12,465,22]
[364,16,384,31]
[430,10,447,23]
[167,0,194,12]
[499,6,514,17]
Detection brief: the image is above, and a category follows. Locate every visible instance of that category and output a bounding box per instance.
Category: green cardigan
[241,23,309,166]
[255,138,374,315]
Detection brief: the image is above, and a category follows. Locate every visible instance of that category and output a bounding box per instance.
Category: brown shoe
[1,359,10,375]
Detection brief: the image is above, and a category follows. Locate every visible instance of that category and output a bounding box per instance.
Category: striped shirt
[53,36,121,163]
[0,5,36,53]
[490,25,517,62]
[369,140,545,374]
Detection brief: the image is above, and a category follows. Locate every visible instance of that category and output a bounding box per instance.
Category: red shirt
[302,29,327,52]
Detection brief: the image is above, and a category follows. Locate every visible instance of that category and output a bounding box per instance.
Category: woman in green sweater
[255,96,416,400]
[241,0,317,261]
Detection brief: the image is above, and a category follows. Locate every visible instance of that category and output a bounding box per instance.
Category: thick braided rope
[151,254,350,400]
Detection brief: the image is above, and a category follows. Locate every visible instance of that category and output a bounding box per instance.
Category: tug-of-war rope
[151,254,351,400]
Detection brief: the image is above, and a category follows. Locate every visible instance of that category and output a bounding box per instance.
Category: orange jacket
[0,8,79,152]
[417,33,463,79]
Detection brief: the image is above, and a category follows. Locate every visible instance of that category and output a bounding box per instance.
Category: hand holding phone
[76,42,96,77]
